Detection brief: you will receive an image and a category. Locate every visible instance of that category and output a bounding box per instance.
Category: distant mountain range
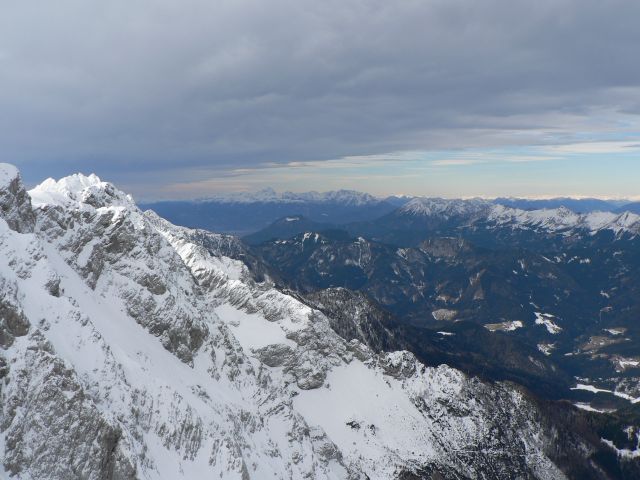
[142,189,638,236]
[195,187,383,205]
[618,201,640,214]
[494,197,630,213]
[140,189,397,235]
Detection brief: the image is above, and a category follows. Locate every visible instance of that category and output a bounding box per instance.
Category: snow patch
[431,309,457,321]
[484,320,523,332]
[534,313,563,334]
[573,403,614,414]
[537,344,555,356]
[217,303,295,351]
[571,384,640,404]
[601,439,640,459]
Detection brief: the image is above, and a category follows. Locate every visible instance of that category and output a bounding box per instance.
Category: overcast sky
[2,0,640,200]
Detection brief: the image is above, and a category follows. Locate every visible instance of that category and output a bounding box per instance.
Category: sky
[1,0,640,200]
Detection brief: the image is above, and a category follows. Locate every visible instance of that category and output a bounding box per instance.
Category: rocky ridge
[398,198,640,237]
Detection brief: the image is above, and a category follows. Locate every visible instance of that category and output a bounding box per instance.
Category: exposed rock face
[0,280,30,348]
[0,164,628,479]
[303,287,399,353]
[29,175,208,365]
[0,163,35,233]
[1,331,137,480]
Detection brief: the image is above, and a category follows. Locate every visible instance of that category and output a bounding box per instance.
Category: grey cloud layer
[2,0,640,186]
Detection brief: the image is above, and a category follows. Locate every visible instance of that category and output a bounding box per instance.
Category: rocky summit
[0,163,636,479]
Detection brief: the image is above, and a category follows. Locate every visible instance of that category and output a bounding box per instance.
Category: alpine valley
[2,163,640,480]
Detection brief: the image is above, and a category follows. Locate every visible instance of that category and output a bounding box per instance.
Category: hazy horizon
[16,167,640,204]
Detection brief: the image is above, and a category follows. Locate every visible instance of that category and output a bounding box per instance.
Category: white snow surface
[537,344,556,356]
[484,320,524,332]
[571,384,640,404]
[0,167,571,479]
[573,403,615,414]
[29,172,135,209]
[601,439,640,459]
[534,313,563,335]
[0,163,19,188]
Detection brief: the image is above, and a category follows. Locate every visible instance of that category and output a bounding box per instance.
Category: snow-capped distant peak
[200,188,383,206]
[489,204,581,228]
[399,197,492,217]
[391,196,640,236]
[29,173,135,210]
[488,204,640,236]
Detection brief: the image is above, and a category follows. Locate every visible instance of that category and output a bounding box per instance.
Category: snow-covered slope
[399,197,492,219]
[397,197,640,237]
[0,164,605,479]
[488,205,640,236]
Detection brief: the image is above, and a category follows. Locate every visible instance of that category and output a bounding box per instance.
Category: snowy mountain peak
[554,206,574,216]
[312,189,381,206]
[29,172,135,210]
[399,197,492,217]
[488,204,640,236]
[201,188,383,206]
[489,204,580,226]
[390,196,640,237]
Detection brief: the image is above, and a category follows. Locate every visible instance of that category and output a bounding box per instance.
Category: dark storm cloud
[1,0,640,188]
